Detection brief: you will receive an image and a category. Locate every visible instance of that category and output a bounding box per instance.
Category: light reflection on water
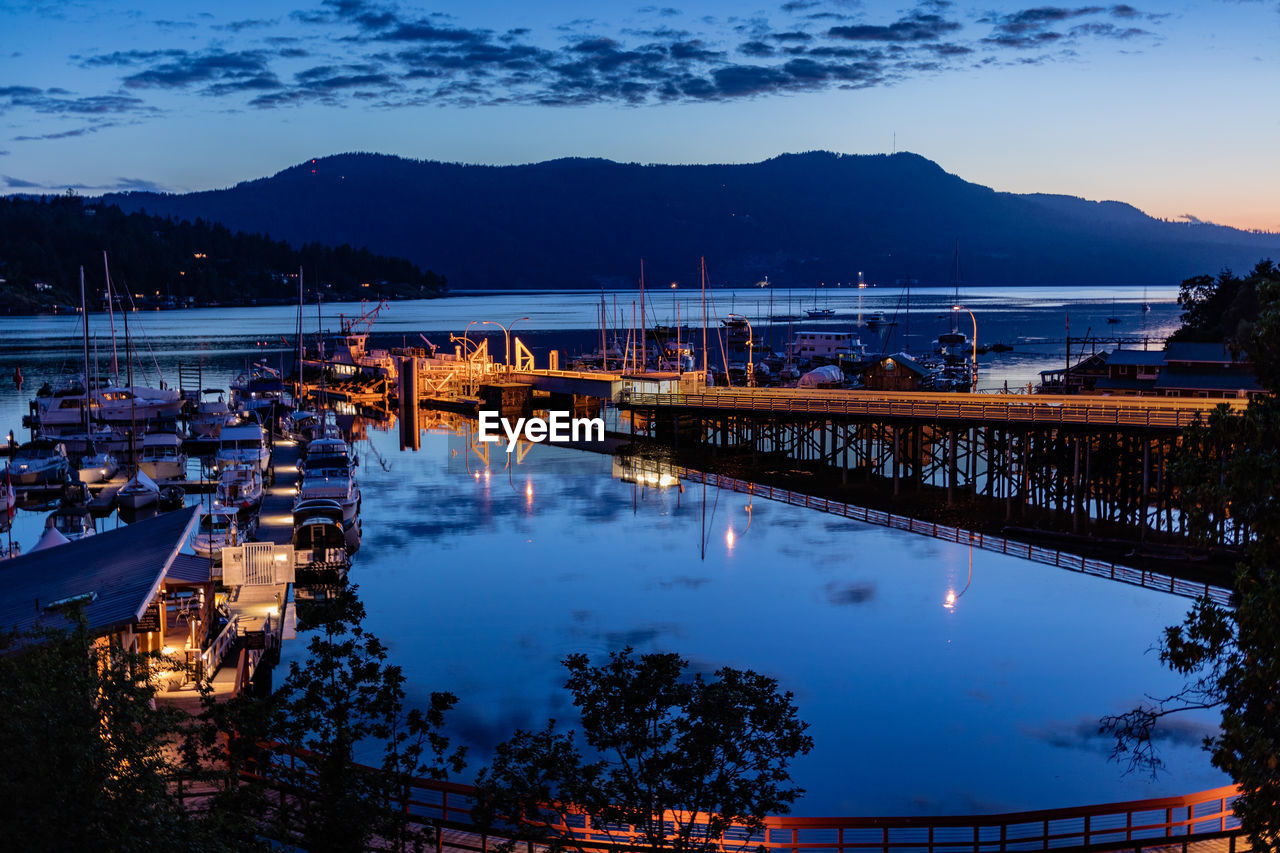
[0,288,1226,816]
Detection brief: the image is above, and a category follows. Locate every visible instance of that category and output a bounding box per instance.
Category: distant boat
[805,307,836,319]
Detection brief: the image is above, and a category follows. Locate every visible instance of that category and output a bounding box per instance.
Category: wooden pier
[257,440,301,546]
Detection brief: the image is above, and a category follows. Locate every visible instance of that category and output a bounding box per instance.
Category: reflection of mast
[944,546,974,609]
[700,257,708,377]
[104,251,118,384]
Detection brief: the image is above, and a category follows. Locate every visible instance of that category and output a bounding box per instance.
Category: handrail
[679,469,1233,607]
[247,742,1245,853]
[618,390,1243,430]
[200,614,240,676]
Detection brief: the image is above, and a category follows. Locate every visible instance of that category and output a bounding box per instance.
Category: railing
[201,614,240,676]
[247,744,1246,853]
[680,470,1233,607]
[619,390,1243,430]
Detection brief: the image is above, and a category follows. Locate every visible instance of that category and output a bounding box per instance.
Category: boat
[805,307,836,319]
[190,389,238,438]
[296,437,360,524]
[6,439,70,486]
[230,362,286,420]
[214,424,270,473]
[31,526,72,552]
[214,463,264,514]
[192,507,240,558]
[44,504,96,541]
[159,485,186,511]
[118,470,160,510]
[300,300,398,385]
[292,499,356,565]
[75,440,120,484]
[137,432,187,481]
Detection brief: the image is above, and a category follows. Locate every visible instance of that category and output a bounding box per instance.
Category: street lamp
[481,317,530,372]
[727,313,753,387]
[952,304,978,390]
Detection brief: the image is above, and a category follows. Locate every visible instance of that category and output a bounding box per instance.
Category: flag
[3,468,14,520]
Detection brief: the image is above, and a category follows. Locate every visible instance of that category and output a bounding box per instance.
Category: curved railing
[238,744,1246,853]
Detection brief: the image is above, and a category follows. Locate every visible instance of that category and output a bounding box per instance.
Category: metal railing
[680,470,1233,607]
[247,744,1246,853]
[619,389,1243,430]
[200,614,240,676]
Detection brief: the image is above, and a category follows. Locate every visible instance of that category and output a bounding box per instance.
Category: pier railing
[619,389,1243,430]
[238,744,1247,853]
[679,470,1234,607]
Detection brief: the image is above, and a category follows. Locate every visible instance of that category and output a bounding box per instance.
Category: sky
[1,0,1277,231]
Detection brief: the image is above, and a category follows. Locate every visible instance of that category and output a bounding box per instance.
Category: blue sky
[2,0,1277,230]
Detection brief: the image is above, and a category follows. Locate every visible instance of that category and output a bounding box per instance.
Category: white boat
[192,508,239,559]
[76,442,120,484]
[6,439,70,486]
[230,363,285,420]
[118,469,160,510]
[31,526,72,552]
[214,463,264,514]
[137,432,187,481]
[35,386,181,427]
[190,390,238,439]
[45,505,96,541]
[297,438,360,523]
[214,424,270,473]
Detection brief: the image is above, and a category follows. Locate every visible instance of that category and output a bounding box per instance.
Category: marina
[0,285,1249,821]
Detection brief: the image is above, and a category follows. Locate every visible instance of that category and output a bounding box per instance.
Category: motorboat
[292,499,354,564]
[190,389,238,439]
[137,432,187,481]
[45,504,96,541]
[118,469,160,510]
[159,485,186,511]
[214,424,270,473]
[75,441,119,484]
[192,507,239,559]
[214,463,264,514]
[297,438,360,523]
[91,385,183,423]
[230,362,285,420]
[6,439,70,486]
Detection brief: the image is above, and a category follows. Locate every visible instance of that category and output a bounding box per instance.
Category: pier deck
[256,440,301,546]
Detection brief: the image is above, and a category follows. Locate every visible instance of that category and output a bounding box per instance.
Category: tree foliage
[1104,271,1280,849]
[473,648,813,853]
[0,193,446,313]
[255,591,466,853]
[1170,259,1277,349]
[0,617,242,852]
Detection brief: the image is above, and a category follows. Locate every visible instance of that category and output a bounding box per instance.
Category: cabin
[1156,341,1264,399]
[1038,352,1111,394]
[1093,350,1163,396]
[861,353,931,392]
[0,509,207,677]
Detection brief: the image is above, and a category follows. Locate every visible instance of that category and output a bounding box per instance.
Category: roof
[1106,349,1166,367]
[1154,368,1263,392]
[864,353,931,377]
[167,552,216,585]
[221,425,265,440]
[0,507,198,638]
[1095,377,1157,392]
[1163,341,1244,365]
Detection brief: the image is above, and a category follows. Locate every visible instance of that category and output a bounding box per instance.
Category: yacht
[192,508,239,559]
[214,463,264,515]
[137,432,187,481]
[230,363,285,420]
[75,441,119,484]
[6,439,70,486]
[45,505,96,541]
[292,499,355,565]
[215,424,270,473]
[296,438,360,523]
[190,389,238,439]
[118,470,160,510]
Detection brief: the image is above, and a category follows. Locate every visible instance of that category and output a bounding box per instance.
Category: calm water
[0,286,1227,816]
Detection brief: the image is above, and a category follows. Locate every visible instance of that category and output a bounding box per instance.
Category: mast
[951,240,960,335]
[80,266,90,435]
[298,266,305,404]
[700,257,708,376]
[104,251,118,384]
[124,299,135,469]
[639,259,646,373]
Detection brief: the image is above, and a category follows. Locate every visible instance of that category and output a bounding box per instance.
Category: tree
[1103,274,1280,849]
[0,617,241,852]
[1170,259,1276,346]
[257,591,466,853]
[473,648,813,853]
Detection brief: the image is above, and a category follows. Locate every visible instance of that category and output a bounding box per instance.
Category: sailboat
[117,297,159,510]
[805,283,835,318]
[933,244,969,357]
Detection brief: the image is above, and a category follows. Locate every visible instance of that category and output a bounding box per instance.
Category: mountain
[102,151,1280,289]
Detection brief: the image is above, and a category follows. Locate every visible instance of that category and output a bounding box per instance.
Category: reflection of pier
[618,388,1248,550]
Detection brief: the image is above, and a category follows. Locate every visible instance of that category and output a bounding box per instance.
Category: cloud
[3,175,42,188]
[0,86,152,117]
[38,0,1171,114]
[1026,714,1216,755]
[980,5,1155,48]
[12,124,116,141]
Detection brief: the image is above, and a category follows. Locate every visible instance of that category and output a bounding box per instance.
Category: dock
[256,440,301,546]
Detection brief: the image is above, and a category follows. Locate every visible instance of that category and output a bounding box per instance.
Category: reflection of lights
[944,590,957,609]
[483,469,491,482]
[473,472,480,480]
[525,479,533,502]
[726,527,735,549]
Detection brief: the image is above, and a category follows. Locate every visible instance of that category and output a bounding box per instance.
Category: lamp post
[952,304,977,390]
[481,317,529,372]
[727,313,753,387]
